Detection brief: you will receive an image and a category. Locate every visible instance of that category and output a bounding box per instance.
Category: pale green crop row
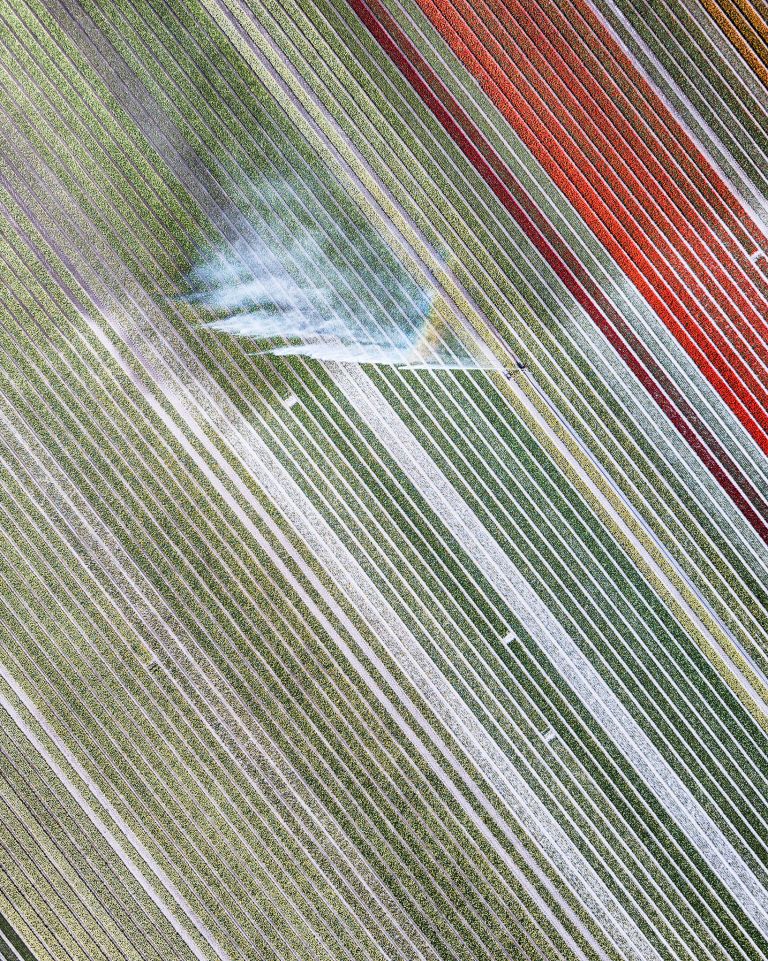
[0,697,201,961]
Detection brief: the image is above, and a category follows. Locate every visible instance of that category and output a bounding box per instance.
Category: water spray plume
[183,212,496,371]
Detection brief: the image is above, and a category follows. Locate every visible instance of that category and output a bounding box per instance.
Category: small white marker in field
[542,727,557,744]
[748,249,766,265]
[284,394,299,409]
[504,631,516,645]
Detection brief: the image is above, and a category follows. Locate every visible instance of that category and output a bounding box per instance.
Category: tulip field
[1,1,768,959]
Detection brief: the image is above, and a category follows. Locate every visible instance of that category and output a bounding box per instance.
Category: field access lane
[346,0,768,546]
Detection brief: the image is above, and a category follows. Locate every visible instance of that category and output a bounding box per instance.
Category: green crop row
[247,0,768,655]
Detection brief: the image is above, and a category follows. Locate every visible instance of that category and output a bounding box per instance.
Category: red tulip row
[347,0,768,545]
[409,0,768,452]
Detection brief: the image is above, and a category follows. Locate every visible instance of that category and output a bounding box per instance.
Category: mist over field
[183,206,492,369]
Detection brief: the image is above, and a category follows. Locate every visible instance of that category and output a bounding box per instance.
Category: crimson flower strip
[500,0,768,324]
[346,0,768,544]
[407,0,768,459]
